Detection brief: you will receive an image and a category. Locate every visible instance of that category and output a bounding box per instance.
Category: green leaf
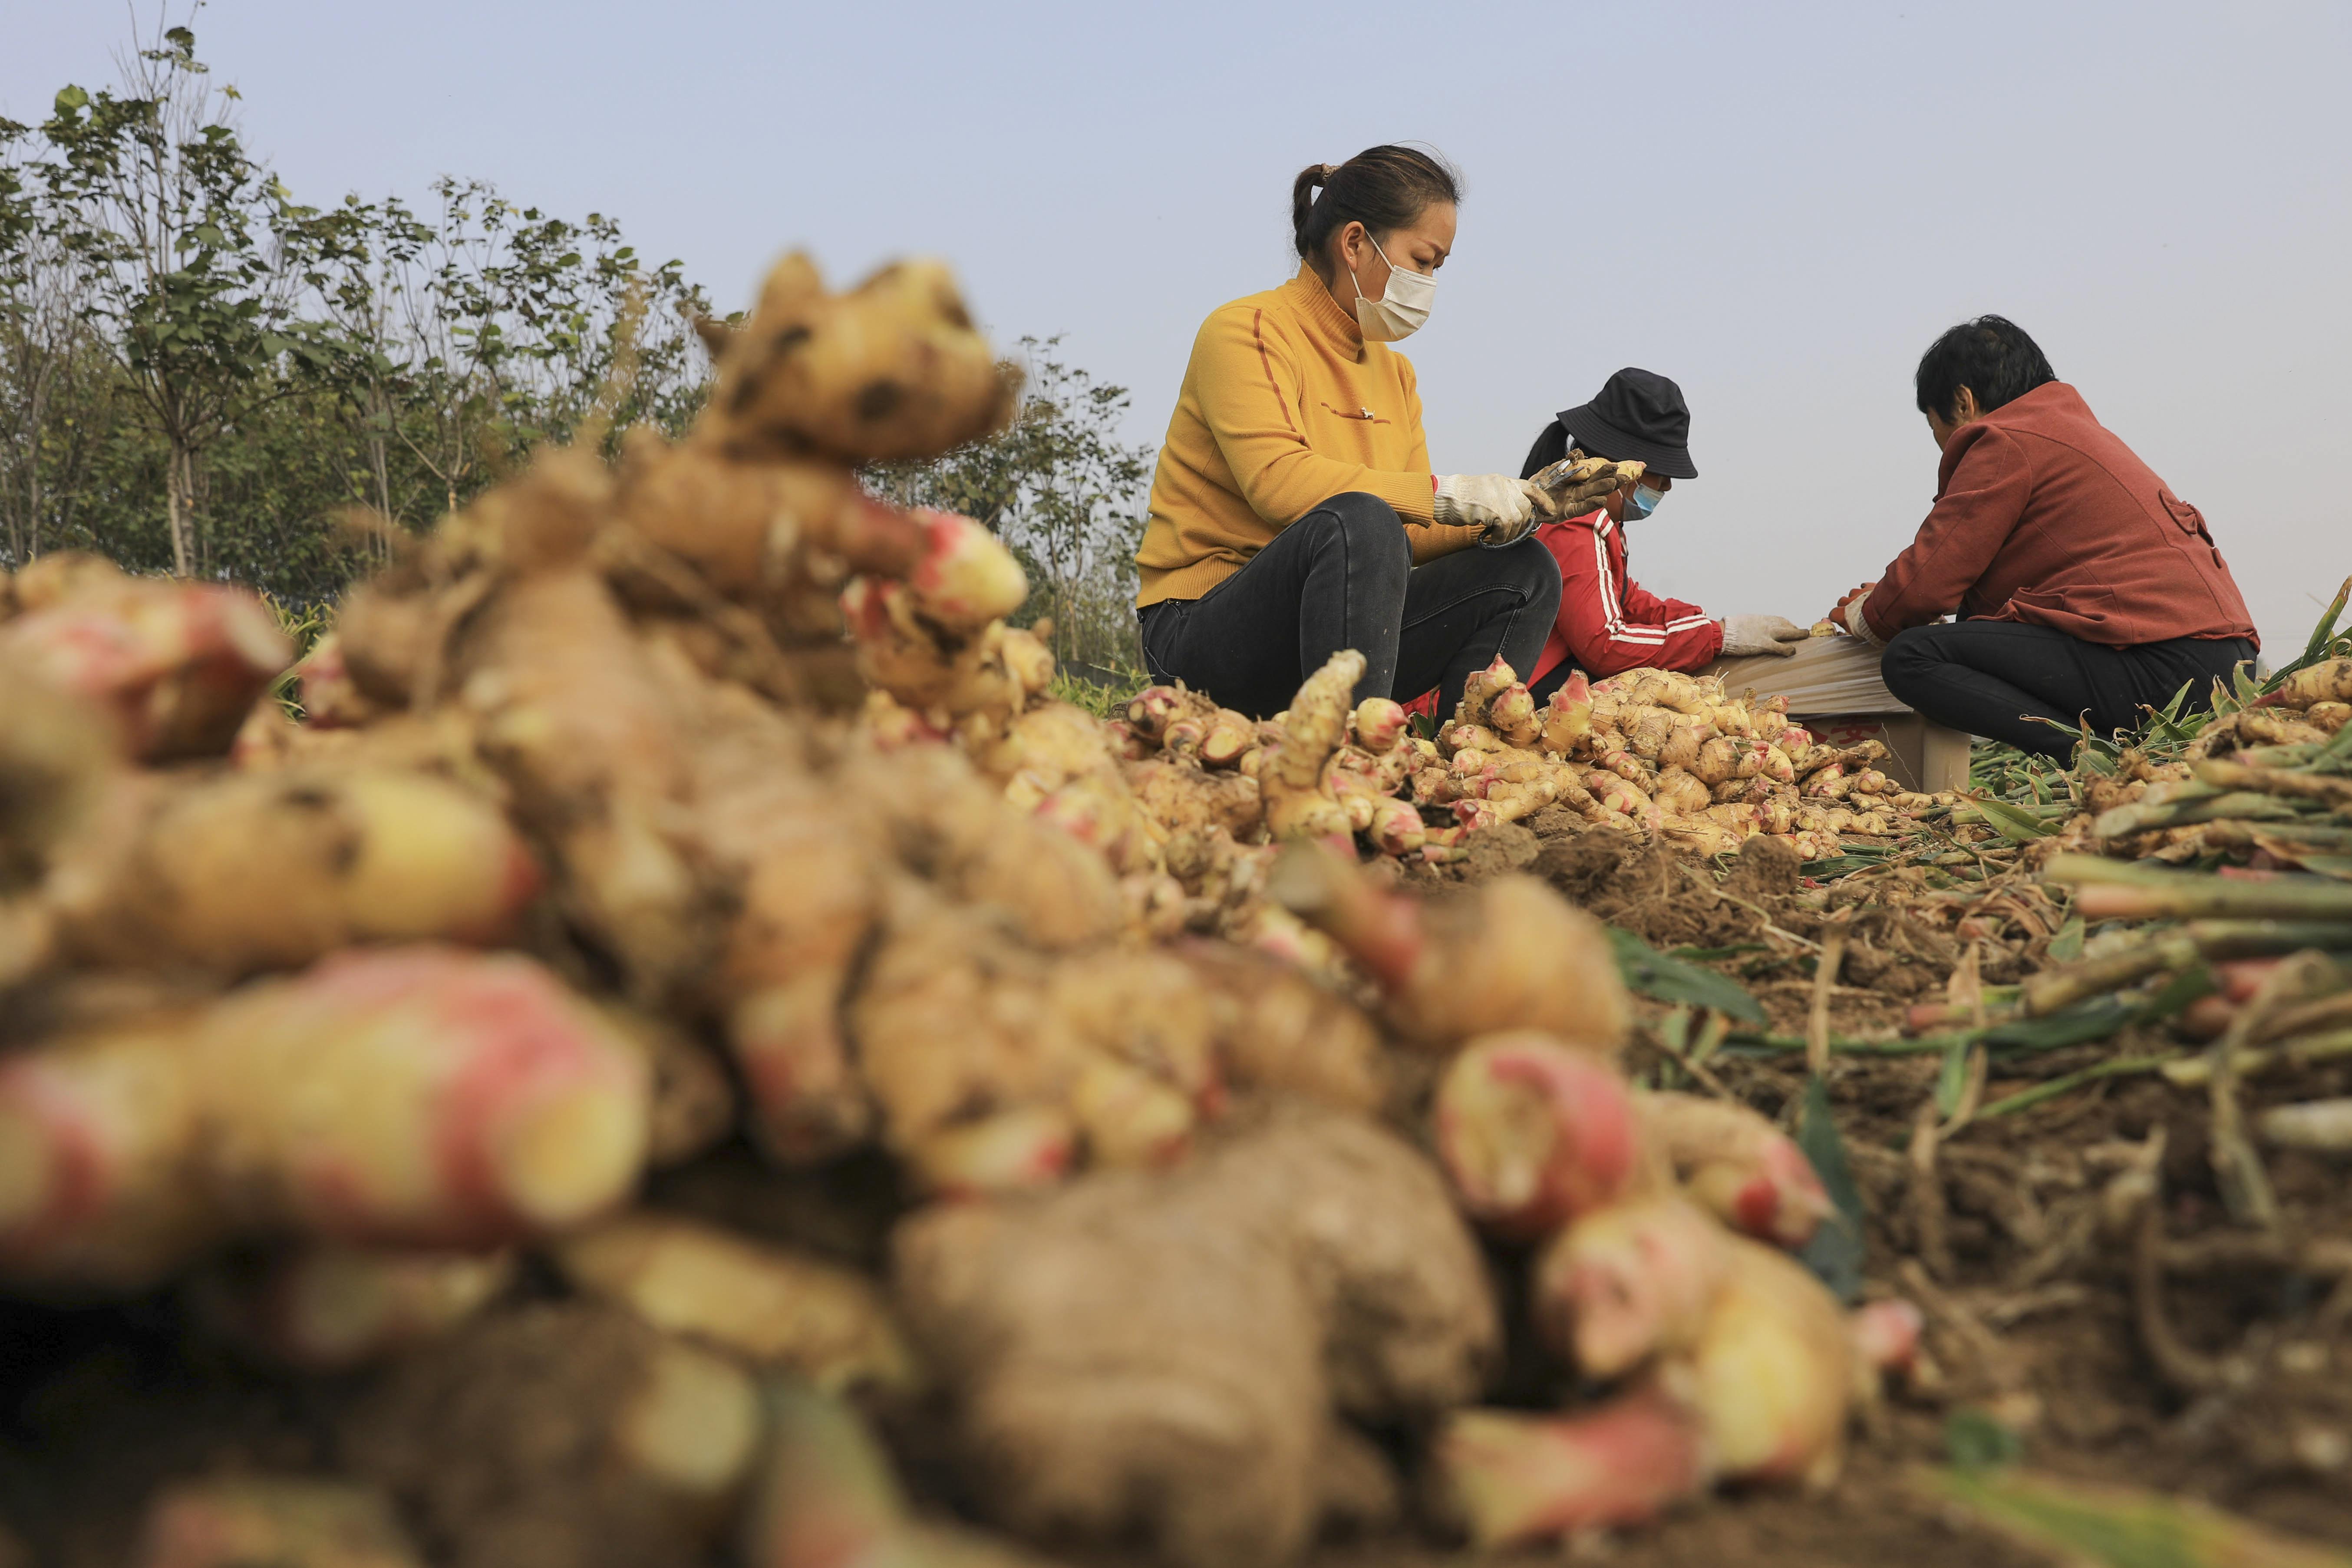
[1979,969,2214,1056]
[2134,966,2217,1023]
[1945,1407,2026,1470]
[1984,1000,2134,1052]
[1919,1465,2352,1568]
[2271,576,2352,690]
[1606,926,1766,1023]
[1795,1075,1867,1302]
[54,85,89,115]
[2048,915,2086,964]
[1934,1035,1976,1119]
[1970,796,2059,844]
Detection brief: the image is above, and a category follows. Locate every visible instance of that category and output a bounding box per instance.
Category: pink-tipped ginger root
[1352,696,1408,753]
[1487,682,1541,749]
[610,431,929,601]
[900,507,1031,632]
[1850,1297,1923,1379]
[3,949,645,1290]
[130,1477,422,1568]
[1261,650,1365,841]
[903,1106,1078,1199]
[1639,1091,1833,1249]
[1434,1033,1644,1238]
[0,1013,218,1291]
[199,947,650,1246]
[1268,848,1630,1051]
[0,567,293,761]
[1531,1195,1732,1379]
[1436,1383,1710,1548]
[1538,670,1593,756]
[1455,1231,1864,1548]
[1455,655,1517,730]
[1687,1237,1859,1485]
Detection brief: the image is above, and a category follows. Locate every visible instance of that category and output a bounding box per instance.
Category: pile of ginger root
[889,627,1962,924]
[1430,660,1963,858]
[0,244,1914,1568]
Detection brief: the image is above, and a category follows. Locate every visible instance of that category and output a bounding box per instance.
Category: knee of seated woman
[1303,491,1410,545]
[1880,624,1947,667]
[1878,625,1948,700]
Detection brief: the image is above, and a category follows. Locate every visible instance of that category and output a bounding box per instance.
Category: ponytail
[1290,162,1341,253]
[1291,145,1462,271]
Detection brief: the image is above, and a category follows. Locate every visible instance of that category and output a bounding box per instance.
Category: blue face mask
[1622,481,1665,521]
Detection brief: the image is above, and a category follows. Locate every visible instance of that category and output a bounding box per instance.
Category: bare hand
[1825,581,1876,630]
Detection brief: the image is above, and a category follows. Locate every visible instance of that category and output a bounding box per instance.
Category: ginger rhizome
[1434,1033,1645,1237]
[0,947,651,1291]
[1268,845,1631,1050]
[1445,1219,1879,1548]
[894,1106,1497,1568]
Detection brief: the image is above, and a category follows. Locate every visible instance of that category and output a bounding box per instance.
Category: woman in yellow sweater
[1134,145,1565,717]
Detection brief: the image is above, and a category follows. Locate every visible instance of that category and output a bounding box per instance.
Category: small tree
[36,19,305,576]
[276,190,432,540]
[0,119,122,568]
[871,337,1153,670]
[376,176,717,518]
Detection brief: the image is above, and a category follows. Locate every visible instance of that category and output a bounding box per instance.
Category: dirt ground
[5,811,2349,1567]
[1430,811,2352,1563]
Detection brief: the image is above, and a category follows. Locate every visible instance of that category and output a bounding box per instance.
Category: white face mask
[1347,231,1435,342]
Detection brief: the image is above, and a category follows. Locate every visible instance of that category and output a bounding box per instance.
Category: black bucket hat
[1558,367,1696,480]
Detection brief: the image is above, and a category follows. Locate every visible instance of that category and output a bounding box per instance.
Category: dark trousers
[1136,492,1564,719]
[1880,620,2258,761]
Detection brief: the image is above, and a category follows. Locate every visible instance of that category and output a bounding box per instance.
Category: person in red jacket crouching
[1826,317,2258,761]
[1518,368,1808,703]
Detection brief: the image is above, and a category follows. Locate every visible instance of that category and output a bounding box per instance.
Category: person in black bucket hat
[1516,367,1808,700]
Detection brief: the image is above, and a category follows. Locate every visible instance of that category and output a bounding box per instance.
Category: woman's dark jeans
[1136,492,1564,718]
[1880,619,2258,761]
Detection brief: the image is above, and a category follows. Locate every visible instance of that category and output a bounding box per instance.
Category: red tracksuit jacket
[1528,508,1724,685]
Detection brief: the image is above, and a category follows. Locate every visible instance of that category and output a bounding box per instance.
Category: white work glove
[1719,614,1811,657]
[1433,473,1559,547]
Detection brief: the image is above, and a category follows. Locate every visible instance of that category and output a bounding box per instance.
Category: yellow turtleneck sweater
[1134,264,1478,606]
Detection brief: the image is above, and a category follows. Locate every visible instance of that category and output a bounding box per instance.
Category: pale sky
[7,0,2346,654]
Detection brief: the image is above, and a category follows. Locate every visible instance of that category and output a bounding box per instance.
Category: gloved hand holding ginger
[1527,454,1646,519]
[1434,473,1561,547]
[1718,614,1810,657]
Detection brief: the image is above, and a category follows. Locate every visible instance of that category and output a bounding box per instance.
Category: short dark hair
[1292,145,1462,266]
[1913,315,2057,422]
